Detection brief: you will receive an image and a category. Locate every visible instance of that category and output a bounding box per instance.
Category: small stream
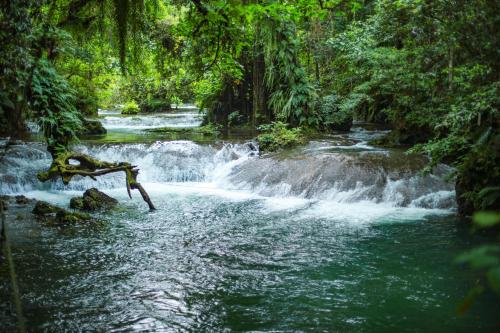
[1,108,498,331]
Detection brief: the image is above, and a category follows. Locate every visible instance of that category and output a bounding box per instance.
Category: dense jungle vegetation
[1,0,499,315]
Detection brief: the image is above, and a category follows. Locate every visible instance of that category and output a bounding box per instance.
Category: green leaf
[473,212,500,228]
[455,245,500,269]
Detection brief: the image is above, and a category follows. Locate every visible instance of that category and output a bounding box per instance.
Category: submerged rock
[70,188,118,211]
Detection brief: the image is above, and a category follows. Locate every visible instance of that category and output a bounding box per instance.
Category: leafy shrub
[262,16,315,126]
[31,60,82,154]
[257,122,305,152]
[121,100,140,114]
[315,94,353,131]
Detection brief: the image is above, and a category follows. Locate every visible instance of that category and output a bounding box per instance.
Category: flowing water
[1,109,498,331]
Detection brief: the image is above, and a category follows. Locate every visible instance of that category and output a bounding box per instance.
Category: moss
[55,210,92,224]
[32,200,96,224]
[33,201,63,215]
[84,188,118,211]
[70,188,118,211]
[257,122,305,152]
[69,197,84,210]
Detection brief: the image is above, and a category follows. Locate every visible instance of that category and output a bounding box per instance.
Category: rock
[69,197,84,210]
[15,195,31,205]
[79,119,107,136]
[55,210,92,224]
[33,201,63,215]
[0,195,10,201]
[72,188,118,211]
[33,200,96,224]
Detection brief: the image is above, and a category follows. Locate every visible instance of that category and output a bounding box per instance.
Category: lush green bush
[31,59,82,154]
[257,122,305,152]
[315,94,353,131]
[121,100,140,114]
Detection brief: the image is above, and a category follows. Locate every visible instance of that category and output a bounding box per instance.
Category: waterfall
[0,140,455,210]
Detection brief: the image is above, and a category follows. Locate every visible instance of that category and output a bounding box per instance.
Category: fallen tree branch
[37,151,156,210]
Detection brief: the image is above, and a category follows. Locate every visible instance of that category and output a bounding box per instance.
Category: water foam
[0,139,456,220]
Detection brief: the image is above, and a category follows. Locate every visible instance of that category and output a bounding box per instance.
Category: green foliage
[314,94,353,131]
[473,212,500,229]
[31,59,82,154]
[228,111,245,127]
[121,100,140,114]
[0,0,35,134]
[257,121,305,152]
[319,0,499,212]
[262,14,316,126]
[1,0,498,216]
[456,211,500,313]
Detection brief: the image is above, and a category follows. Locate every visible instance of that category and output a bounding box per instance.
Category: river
[0,107,498,331]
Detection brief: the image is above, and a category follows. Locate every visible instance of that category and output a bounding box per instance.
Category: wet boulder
[55,210,92,224]
[70,188,118,211]
[69,197,84,210]
[33,201,63,215]
[15,195,31,205]
[33,200,94,224]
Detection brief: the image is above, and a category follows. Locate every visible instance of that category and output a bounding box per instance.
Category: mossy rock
[33,201,63,215]
[69,197,84,210]
[55,210,92,224]
[33,200,96,224]
[71,188,118,211]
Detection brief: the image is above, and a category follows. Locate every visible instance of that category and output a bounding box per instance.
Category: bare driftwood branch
[37,151,156,210]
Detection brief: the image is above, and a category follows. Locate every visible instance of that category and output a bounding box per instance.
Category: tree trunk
[252,47,268,125]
